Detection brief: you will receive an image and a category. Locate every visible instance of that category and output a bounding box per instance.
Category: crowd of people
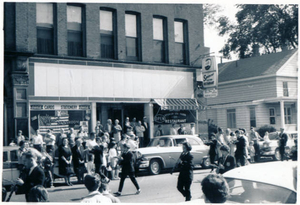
[204,126,292,171]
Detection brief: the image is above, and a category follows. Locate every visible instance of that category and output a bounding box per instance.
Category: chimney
[252,44,260,57]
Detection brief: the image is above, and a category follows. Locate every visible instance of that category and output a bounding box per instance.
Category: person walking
[204,133,219,167]
[279,128,288,161]
[58,138,74,186]
[135,121,145,147]
[114,144,141,196]
[171,142,194,201]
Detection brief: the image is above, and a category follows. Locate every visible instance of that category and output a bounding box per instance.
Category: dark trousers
[279,146,286,161]
[235,154,246,166]
[177,178,192,201]
[118,172,140,192]
[254,142,260,162]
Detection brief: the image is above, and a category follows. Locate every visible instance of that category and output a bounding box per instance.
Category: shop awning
[153,98,200,110]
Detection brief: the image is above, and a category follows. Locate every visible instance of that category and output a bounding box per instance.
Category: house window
[227,109,236,128]
[153,17,167,63]
[125,13,140,61]
[100,9,115,59]
[36,3,55,54]
[250,107,256,127]
[67,5,84,57]
[269,108,276,124]
[174,20,188,65]
[283,82,289,97]
[284,107,292,124]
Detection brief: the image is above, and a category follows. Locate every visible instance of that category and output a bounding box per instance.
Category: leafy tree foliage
[218,4,298,59]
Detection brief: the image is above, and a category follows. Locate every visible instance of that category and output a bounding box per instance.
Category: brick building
[4,3,209,145]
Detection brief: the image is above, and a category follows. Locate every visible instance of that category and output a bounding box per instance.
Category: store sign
[201,56,218,89]
[30,104,91,110]
[203,88,218,98]
[154,110,196,124]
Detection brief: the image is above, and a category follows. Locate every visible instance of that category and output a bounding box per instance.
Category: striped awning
[153,98,199,110]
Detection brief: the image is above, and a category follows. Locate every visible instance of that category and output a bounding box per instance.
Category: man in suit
[234,130,247,167]
[177,124,187,135]
[171,141,194,201]
[114,144,141,196]
[279,128,288,161]
[71,137,86,183]
[217,145,236,174]
[16,151,45,202]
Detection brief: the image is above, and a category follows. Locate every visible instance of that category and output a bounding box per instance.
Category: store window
[227,109,236,128]
[269,108,276,124]
[250,107,256,127]
[284,107,292,124]
[125,12,141,61]
[100,9,116,59]
[36,3,55,55]
[153,16,167,63]
[174,20,188,65]
[283,82,289,97]
[67,5,84,57]
[30,104,91,136]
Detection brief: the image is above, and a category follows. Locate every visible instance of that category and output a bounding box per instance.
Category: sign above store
[30,104,91,110]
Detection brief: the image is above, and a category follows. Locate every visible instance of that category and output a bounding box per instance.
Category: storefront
[29,103,91,136]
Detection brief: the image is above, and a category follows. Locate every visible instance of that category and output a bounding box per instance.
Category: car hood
[136,146,181,155]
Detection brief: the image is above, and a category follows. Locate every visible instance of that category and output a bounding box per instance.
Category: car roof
[154,135,198,139]
[3,146,19,151]
[223,161,297,192]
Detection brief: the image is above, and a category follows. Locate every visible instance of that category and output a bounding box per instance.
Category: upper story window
[174,20,188,65]
[67,5,84,57]
[283,82,289,97]
[249,107,256,127]
[36,3,55,55]
[125,13,141,61]
[153,17,167,63]
[100,9,116,59]
[227,109,236,128]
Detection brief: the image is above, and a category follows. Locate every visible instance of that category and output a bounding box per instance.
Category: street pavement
[8,168,211,203]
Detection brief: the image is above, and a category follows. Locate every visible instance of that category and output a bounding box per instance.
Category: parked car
[135,135,210,175]
[257,132,296,161]
[223,161,297,203]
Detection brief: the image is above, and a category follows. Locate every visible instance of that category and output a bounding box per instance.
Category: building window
[174,20,188,65]
[250,107,256,127]
[284,107,292,124]
[227,109,236,128]
[67,5,84,57]
[153,17,167,63]
[100,9,115,59]
[269,108,276,124]
[125,13,140,61]
[36,3,55,54]
[283,82,289,97]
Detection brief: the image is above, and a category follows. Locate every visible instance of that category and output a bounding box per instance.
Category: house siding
[207,77,277,106]
[276,77,298,97]
[277,52,298,77]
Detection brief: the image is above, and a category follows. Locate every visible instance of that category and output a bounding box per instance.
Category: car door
[187,137,209,166]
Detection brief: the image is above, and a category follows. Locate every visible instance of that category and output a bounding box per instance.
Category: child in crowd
[248,141,255,163]
[108,142,120,180]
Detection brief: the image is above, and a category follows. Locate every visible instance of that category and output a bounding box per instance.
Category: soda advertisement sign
[202,56,218,89]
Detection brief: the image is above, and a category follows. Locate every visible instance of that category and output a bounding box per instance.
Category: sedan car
[135,135,210,175]
[223,161,297,203]
[257,132,296,161]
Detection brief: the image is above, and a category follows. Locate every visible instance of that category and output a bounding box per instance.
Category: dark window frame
[125,11,142,61]
[283,82,289,97]
[249,107,256,128]
[227,109,236,128]
[153,15,168,63]
[99,7,117,59]
[174,19,189,65]
[36,3,57,55]
[67,3,86,57]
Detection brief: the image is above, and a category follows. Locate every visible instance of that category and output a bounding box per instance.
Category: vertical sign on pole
[201,56,218,98]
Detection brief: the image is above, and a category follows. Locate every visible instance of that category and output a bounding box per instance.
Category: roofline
[219,74,276,85]
[276,49,298,75]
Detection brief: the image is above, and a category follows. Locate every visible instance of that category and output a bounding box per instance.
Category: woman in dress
[59,138,74,186]
[113,119,122,144]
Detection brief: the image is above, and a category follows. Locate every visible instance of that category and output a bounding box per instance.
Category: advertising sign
[201,56,218,89]
[203,88,218,98]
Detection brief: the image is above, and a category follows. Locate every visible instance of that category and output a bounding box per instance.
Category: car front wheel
[149,159,162,175]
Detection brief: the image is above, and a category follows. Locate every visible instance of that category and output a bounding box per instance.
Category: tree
[218,4,298,59]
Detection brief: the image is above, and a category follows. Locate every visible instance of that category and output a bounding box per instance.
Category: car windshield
[225,178,296,203]
[148,138,173,147]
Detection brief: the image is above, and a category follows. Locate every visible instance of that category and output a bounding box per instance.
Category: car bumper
[138,160,150,169]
